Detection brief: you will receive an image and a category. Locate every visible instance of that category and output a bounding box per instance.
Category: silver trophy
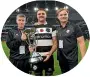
[24,28,43,70]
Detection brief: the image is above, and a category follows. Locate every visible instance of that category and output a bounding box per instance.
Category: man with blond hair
[56,8,86,73]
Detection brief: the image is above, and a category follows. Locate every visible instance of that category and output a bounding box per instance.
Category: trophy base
[29,57,43,64]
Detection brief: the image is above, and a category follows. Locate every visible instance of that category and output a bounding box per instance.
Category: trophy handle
[24,28,39,53]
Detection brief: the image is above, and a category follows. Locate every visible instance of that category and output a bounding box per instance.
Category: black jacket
[6,27,30,60]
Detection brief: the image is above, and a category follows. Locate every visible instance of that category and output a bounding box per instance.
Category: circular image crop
[1,0,89,76]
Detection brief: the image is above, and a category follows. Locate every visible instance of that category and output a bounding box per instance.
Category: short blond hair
[56,8,69,16]
[16,14,26,20]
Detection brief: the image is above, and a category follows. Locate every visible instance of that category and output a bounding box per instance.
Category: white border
[0,0,90,77]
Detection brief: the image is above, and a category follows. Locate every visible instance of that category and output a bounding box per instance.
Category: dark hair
[37,8,47,14]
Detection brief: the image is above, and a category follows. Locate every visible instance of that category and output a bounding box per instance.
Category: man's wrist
[49,51,53,55]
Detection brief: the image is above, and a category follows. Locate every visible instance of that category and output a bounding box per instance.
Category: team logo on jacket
[66,30,70,33]
[46,28,50,32]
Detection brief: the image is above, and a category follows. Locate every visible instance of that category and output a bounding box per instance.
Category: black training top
[56,22,83,60]
[6,26,30,60]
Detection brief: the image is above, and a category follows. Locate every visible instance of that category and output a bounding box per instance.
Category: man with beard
[56,8,86,73]
[29,9,57,76]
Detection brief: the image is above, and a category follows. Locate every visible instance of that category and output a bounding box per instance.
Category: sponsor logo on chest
[36,28,52,34]
[35,28,52,39]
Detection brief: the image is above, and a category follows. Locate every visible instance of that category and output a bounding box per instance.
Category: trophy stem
[28,34,31,45]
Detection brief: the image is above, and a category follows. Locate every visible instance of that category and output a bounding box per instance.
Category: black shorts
[33,55,54,73]
[9,58,30,73]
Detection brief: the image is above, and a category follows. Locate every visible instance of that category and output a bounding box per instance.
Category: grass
[1,40,89,76]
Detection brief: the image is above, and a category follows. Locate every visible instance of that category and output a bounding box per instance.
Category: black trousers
[33,55,54,76]
[58,52,78,73]
[9,58,30,74]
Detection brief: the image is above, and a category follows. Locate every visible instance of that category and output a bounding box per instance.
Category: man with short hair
[6,14,30,73]
[56,8,86,73]
[29,9,57,76]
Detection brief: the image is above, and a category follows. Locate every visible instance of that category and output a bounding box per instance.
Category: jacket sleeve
[6,30,22,50]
